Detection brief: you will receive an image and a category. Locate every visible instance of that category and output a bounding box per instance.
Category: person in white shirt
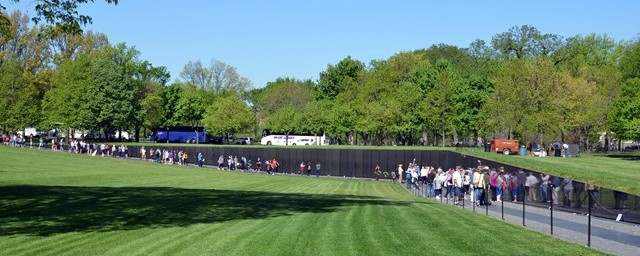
[452,167,463,205]
[411,169,420,189]
[526,173,539,202]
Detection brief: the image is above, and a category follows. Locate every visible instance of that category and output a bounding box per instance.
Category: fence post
[523,189,526,227]
[588,192,593,247]
[550,188,554,235]
[473,189,476,212]
[501,196,504,220]
[485,197,489,216]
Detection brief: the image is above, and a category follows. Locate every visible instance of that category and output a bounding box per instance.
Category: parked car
[624,144,640,152]
[293,138,315,145]
[233,137,254,145]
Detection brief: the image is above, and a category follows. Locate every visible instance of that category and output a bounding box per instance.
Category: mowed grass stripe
[134,225,218,256]
[103,227,189,256]
[203,220,266,254]
[39,232,120,256]
[160,222,251,255]
[0,147,604,255]
[16,232,99,256]
[4,232,84,256]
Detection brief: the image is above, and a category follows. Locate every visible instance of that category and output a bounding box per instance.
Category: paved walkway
[411,188,640,256]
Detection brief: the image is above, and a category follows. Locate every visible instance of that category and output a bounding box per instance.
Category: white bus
[260,134,329,146]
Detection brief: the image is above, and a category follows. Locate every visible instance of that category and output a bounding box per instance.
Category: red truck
[490,139,520,155]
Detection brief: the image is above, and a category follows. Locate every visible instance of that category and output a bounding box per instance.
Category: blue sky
[6,0,639,88]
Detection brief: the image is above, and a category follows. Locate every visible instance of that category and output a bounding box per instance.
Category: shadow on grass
[0,185,410,236]
[604,154,640,161]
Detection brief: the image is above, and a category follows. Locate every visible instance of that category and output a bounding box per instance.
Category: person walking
[374,164,382,181]
[217,155,224,169]
[561,178,574,207]
[315,162,321,177]
[197,152,204,167]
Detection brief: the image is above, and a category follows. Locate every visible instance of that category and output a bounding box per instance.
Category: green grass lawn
[0,147,603,255]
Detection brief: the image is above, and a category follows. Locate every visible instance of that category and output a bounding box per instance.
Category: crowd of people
[391,162,630,210]
[137,146,323,177]
[2,133,132,157]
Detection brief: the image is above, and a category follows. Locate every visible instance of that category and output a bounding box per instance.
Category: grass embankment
[0,147,602,255]
[459,148,640,195]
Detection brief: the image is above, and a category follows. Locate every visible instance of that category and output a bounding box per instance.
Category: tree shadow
[0,185,410,236]
[605,154,640,161]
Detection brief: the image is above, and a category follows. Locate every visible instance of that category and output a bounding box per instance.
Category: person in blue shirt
[197,152,204,168]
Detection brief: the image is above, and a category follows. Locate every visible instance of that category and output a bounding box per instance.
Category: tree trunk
[422,130,429,146]
[135,126,141,142]
[453,128,459,145]
[473,130,478,147]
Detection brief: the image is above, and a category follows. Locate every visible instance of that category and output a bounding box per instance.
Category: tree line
[1,10,639,150]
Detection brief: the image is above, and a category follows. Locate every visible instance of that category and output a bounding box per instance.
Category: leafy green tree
[554,34,623,150]
[89,54,133,137]
[0,57,40,131]
[202,94,255,137]
[41,54,94,131]
[263,106,299,145]
[418,44,473,77]
[159,83,183,128]
[483,59,530,139]
[453,75,491,145]
[1,0,119,35]
[179,59,251,96]
[255,77,314,116]
[609,78,640,141]
[426,59,459,146]
[315,56,365,100]
[50,29,109,65]
[299,99,332,136]
[1,11,52,75]
[174,84,206,143]
[491,25,562,59]
[131,61,170,141]
[620,40,640,80]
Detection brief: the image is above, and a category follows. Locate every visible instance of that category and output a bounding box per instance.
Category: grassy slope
[459,148,640,195]
[0,147,603,255]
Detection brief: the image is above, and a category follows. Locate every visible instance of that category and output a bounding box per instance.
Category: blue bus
[149,126,207,144]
